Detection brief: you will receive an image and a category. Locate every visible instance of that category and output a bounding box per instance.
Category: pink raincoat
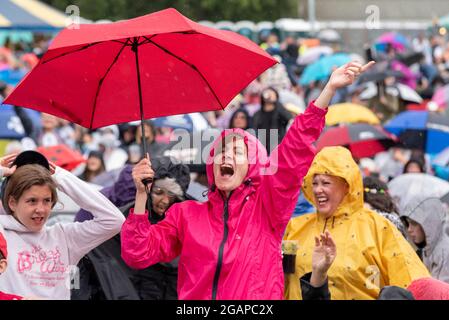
[121,102,326,299]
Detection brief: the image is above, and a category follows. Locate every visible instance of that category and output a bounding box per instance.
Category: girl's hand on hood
[0,152,18,177]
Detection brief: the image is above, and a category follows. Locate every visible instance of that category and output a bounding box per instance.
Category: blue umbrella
[384,111,449,154]
[432,146,449,181]
[0,103,41,139]
[433,146,449,167]
[299,52,351,86]
[0,68,27,86]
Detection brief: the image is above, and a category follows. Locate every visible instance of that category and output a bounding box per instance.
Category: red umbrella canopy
[4,8,276,129]
[36,144,85,171]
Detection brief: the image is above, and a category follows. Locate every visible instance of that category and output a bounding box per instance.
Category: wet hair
[363,176,398,214]
[403,158,425,174]
[2,164,58,215]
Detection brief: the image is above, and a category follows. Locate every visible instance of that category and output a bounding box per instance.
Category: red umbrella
[36,144,85,171]
[4,8,276,160]
[316,124,397,159]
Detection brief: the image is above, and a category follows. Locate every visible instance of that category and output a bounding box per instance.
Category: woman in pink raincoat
[121,61,374,300]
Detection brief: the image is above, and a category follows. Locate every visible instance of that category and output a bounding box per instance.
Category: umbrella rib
[141,36,224,110]
[89,39,130,129]
[138,35,157,46]
[112,40,128,45]
[42,42,102,64]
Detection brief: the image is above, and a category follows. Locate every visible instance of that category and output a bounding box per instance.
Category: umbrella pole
[132,38,147,158]
[133,37,153,186]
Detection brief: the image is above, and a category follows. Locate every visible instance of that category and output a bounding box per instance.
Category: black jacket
[252,102,292,154]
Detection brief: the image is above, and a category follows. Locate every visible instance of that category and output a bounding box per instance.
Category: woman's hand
[132,155,154,195]
[328,61,375,90]
[310,231,337,287]
[314,61,375,109]
[0,153,18,177]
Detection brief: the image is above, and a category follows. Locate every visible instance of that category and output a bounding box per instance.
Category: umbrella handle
[142,177,153,187]
[142,152,153,188]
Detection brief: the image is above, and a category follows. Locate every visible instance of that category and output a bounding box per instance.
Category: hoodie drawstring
[323,218,328,233]
[322,216,336,233]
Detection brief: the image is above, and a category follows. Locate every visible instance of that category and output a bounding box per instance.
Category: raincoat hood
[302,146,364,216]
[401,197,448,251]
[284,147,430,300]
[205,128,268,195]
[121,101,329,299]
[152,156,190,196]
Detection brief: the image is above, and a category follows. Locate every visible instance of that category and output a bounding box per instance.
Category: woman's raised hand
[328,61,375,90]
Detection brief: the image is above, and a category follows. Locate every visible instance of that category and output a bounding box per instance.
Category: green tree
[42,0,299,22]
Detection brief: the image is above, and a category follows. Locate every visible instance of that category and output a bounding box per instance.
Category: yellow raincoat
[284,146,430,300]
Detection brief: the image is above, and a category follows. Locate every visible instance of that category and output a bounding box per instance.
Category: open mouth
[316,196,329,206]
[220,164,235,177]
[156,205,168,213]
[31,217,44,224]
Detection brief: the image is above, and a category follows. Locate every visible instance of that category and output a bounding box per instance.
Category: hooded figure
[400,197,449,284]
[121,101,326,300]
[72,158,190,300]
[284,146,429,300]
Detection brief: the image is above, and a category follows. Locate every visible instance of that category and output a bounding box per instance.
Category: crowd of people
[1,25,449,300]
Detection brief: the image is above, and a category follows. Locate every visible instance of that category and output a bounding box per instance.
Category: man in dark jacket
[72,158,190,300]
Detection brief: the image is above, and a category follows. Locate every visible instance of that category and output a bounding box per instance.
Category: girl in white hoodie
[0,151,125,299]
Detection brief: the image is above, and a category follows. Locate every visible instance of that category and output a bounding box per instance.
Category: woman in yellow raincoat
[284,146,430,300]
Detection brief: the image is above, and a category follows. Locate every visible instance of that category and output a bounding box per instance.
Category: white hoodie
[0,167,125,299]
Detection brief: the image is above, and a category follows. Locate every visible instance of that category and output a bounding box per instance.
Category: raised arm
[54,165,125,265]
[262,61,375,234]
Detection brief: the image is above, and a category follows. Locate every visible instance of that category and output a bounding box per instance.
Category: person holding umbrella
[121,61,375,300]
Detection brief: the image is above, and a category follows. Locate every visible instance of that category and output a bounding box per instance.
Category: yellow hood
[302,146,364,216]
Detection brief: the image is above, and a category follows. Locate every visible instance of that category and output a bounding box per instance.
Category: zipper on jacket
[212,191,232,300]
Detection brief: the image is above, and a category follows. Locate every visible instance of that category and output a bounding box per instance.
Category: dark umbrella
[384,111,449,154]
[357,69,404,84]
[397,52,425,66]
[316,123,397,158]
